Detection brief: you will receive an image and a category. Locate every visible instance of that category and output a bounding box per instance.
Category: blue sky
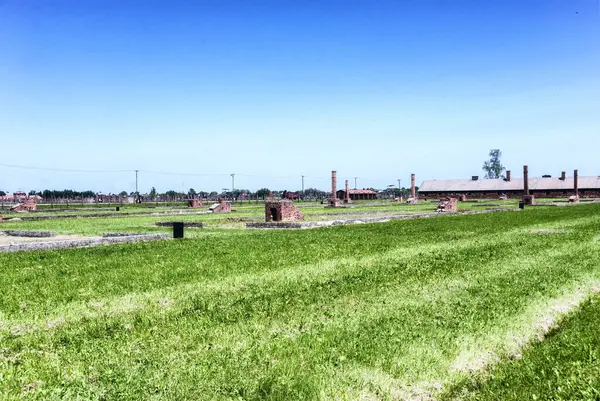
[1,0,599,194]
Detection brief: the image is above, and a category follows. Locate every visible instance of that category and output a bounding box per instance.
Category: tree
[256,188,270,199]
[0,191,5,196]
[188,188,197,198]
[149,187,157,200]
[482,149,506,179]
[119,191,128,197]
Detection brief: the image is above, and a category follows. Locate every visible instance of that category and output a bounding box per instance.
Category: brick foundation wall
[521,195,536,205]
[210,200,231,213]
[265,200,304,222]
[437,197,457,212]
[188,199,203,208]
[10,201,37,212]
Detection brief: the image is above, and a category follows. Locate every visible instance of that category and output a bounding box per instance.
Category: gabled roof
[337,189,377,195]
[419,176,600,193]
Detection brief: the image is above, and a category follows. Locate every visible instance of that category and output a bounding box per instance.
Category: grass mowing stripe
[0,221,562,333]
[0,213,511,319]
[441,294,600,401]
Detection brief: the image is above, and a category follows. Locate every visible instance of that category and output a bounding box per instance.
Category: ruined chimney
[411,174,416,198]
[523,165,529,195]
[345,180,350,203]
[506,170,511,181]
[331,171,337,200]
[574,169,579,197]
[560,171,566,180]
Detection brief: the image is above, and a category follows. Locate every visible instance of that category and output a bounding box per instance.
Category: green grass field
[442,293,600,401]
[1,203,599,399]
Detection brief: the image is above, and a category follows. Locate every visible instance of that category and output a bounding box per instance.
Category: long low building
[336,189,378,200]
[418,174,600,199]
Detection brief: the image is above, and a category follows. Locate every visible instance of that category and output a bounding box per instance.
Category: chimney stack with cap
[331,171,337,201]
[344,180,351,203]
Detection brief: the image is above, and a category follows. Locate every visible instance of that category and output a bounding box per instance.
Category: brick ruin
[10,200,37,212]
[437,197,457,212]
[264,200,304,222]
[209,199,231,214]
[187,199,203,208]
[328,170,343,207]
[407,173,418,204]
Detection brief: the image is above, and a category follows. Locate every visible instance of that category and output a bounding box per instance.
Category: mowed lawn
[442,293,600,401]
[1,205,599,399]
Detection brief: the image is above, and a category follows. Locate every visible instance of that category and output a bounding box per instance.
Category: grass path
[0,205,599,399]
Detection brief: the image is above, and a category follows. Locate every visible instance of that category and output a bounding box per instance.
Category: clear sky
[1,0,599,194]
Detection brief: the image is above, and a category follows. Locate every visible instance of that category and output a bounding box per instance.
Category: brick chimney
[344,180,350,203]
[331,171,337,200]
[411,174,416,198]
[523,165,529,195]
[574,169,579,197]
[506,170,511,181]
[560,171,566,180]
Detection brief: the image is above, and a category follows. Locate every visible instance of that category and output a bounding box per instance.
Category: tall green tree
[256,188,270,199]
[482,149,506,179]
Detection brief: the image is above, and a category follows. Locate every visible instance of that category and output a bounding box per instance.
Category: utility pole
[354,177,357,190]
[301,175,305,196]
[135,170,139,196]
[231,173,235,193]
[398,179,401,197]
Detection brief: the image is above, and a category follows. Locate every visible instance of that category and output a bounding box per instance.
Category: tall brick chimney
[574,169,579,197]
[560,171,566,180]
[523,165,529,195]
[344,180,350,203]
[506,170,511,181]
[331,171,337,200]
[411,174,416,198]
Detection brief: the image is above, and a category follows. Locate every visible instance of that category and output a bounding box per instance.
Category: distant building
[418,173,600,199]
[0,192,41,203]
[285,192,300,200]
[336,189,378,201]
[96,193,121,203]
[13,191,27,201]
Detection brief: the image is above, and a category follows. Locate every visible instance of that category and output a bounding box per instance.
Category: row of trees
[1,187,411,201]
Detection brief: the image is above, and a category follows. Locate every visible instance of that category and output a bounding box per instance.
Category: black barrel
[518,202,524,209]
[173,222,184,238]
[116,207,120,211]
